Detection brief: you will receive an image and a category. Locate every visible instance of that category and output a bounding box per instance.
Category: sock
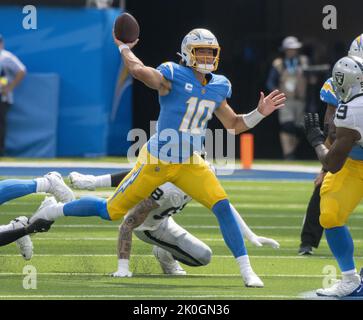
[95,175,112,188]
[111,172,129,187]
[29,202,64,223]
[342,269,358,280]
[325,226,355,272]
[0,179,37,205]
[212,199,247,258]
[34,177,51,193]
[236,255,254,275]
[118,259,130,272]
[63,196,110,220]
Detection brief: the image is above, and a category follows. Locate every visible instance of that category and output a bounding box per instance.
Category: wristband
[118,44,129,54]
[242,109,265,129]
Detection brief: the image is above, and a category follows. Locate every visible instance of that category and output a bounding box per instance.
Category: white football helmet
[348,34,363,59]
[332,56,363,103]
[179,28,220,74]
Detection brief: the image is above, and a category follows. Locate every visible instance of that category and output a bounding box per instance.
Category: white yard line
[0,161,320,173]
[0,272,326,278]
[0,254,357,259]
[42,225,363,231]
[0,294,300,299]
[0,162,134,168]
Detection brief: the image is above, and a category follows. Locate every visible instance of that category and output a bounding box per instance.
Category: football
[114,12,140,43]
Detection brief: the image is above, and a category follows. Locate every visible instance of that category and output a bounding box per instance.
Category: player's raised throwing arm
[112,31,171,95]
[214,90,286,135]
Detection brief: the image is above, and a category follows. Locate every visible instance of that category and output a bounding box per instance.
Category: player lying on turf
[304,55,363,297]
[69,170,280,277]
[27,28,285,288]
[0,172,74,259]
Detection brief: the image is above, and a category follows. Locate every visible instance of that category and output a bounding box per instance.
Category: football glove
[26,218,54,234]
[304,113,325,148]
[248,235,280,249]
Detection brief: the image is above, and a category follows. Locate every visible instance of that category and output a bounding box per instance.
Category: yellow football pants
[107,145,228,220]
[320,158,363,228]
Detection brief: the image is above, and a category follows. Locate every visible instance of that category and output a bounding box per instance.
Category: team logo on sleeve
[334,72,345,86]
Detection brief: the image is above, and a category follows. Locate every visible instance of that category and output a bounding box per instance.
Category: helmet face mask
[190,45,220,73]
[180,29,221,74]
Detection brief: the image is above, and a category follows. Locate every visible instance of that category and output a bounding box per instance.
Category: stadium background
[0,0,362,159]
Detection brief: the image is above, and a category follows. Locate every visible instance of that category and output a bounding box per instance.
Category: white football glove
[111,269,133,278]
[69,172,97,191]
[248,235,280,249]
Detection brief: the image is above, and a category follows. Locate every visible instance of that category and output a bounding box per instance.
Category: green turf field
[0,180,362,300]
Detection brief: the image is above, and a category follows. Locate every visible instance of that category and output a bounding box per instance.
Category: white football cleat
[153,246,187,275]
[111,270,133,278]
[242,270,264,288]
[29,197,58,224]
[10,216,33,260]
[316,274,361,297]
[45,171,75,203]
[69,172,97,191]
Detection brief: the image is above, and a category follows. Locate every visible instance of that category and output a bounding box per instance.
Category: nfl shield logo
[335,72,345,86]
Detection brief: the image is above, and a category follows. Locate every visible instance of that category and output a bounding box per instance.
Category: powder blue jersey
[147,62,232,163]
[320,77,363,160]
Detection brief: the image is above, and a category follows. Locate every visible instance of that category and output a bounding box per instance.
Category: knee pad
[280,121,297,135]
[198,247,212,266]
[195,246,212,266]
[319,212,340,229]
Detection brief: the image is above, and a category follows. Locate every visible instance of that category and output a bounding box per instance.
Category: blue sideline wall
[0,6,132,157]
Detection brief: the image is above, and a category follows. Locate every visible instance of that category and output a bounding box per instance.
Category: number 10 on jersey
[179,97,215,132]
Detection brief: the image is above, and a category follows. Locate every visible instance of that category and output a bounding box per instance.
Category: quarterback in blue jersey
[299,34,363,256]
[28,28,285,287]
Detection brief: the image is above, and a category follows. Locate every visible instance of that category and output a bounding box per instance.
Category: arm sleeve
[156,62,175,81]
[226,80,232,99]
[320,79,338,107]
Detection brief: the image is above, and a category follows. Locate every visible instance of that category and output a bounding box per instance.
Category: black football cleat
[298,245,313,256]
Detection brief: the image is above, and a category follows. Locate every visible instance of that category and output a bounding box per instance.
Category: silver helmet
[332,56,363,103]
